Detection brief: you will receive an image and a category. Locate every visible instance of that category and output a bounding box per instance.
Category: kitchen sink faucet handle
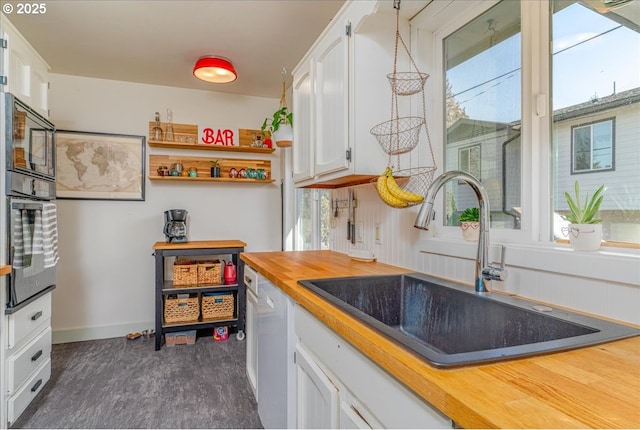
[483,245,507,283]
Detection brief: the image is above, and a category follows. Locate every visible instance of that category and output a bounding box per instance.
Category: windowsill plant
[563,181,605,251]
[459,207,480,241]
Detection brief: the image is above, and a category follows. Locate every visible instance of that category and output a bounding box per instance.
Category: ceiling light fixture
[193,56,237,83]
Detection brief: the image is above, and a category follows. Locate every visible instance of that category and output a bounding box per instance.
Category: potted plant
[563,181,605,251]
[261,106,293,147]
[210,160,221,178]
[459,207,480,242]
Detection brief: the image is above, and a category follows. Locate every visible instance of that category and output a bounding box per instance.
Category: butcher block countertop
[240,250,640,429]
[153,240,246,250]
[0,265,10,276]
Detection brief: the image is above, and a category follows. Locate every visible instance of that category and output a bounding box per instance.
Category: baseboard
[52,320,155,344]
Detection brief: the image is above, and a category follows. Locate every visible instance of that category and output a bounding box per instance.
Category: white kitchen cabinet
[7,292,51,349]
[0,16,50,117]
[295,305,451,429]
[296,340,383,430]
[4,292,52,426]
[339,399,376,430]
[295,343,339,429]
[292,59,314,182]
[292,1,407,188]
[313,15,350,178]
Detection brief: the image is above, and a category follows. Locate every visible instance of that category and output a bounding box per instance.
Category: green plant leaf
[459,207,479,222]
[564,181,605,224]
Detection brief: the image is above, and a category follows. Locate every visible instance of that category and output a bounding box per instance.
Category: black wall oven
[4,93,57,310]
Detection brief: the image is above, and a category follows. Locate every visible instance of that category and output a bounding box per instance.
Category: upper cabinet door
[292,58,314,183]
[2,16,49,118]
[313,19,351,177]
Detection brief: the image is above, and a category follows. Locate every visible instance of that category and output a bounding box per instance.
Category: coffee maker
[164,209,188,243]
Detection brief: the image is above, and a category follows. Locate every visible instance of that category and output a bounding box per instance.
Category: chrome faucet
[414,171,505,293]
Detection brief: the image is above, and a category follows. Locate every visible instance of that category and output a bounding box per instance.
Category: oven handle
[11,202,44,210]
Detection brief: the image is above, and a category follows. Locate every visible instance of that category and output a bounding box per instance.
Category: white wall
[49,74,283,343]
[330,185,640,325]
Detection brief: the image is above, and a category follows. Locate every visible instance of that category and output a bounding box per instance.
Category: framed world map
[55,130,146,201]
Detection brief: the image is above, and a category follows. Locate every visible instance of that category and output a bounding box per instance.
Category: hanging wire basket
[371,166,437,208]
[387,72,430,96]
[370,116,424,155]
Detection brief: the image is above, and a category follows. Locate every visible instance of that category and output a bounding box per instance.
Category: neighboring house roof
[552,86,640,122]
[446,118,517,143]
[447,86,640,136]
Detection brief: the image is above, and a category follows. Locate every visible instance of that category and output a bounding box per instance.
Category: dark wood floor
[12,333,262,429]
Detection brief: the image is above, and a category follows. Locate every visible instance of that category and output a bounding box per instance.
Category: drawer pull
[31,379,42,393]
[31,350,43,362]
[31,311,43,321]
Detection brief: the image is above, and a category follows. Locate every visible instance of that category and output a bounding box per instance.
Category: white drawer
[7,358,51,425]
[7,326,52,393]
[244,265,259,296]
[8,293,52,349]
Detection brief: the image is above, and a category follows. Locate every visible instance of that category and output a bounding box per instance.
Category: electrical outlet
[375,223,383,245]
[356,221,364,243]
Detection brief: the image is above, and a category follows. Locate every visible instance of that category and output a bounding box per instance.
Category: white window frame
[411,0,551,245]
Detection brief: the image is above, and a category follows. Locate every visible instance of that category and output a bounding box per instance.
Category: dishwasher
[243,265,259,400]
[254,270,296,429]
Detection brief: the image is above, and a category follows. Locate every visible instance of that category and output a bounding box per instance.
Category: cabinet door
[7,38,29,102]
[314,18,351,177]
[293,59,314,183]
[296,343,339,429]
[339,401,372,429]
[3,18,49,117]
[30,63,49,117]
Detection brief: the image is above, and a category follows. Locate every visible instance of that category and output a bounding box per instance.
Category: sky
[447,2,640,123]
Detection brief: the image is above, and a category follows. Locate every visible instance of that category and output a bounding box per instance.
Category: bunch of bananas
[376,167,424,208]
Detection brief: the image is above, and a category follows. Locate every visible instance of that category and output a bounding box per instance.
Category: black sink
[298,273,640,367]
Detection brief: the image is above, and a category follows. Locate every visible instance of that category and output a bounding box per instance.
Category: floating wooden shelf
[148,140,275,154]
[150,176,274,183]
[148,121,198,143]
[149,154,274,183]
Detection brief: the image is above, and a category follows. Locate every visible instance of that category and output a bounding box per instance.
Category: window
[443,0,522,230]
[295,189,331,250]
[571,119,614,173]
[551,1,639,243]
[458,145,481,179]
[418,0,640,245]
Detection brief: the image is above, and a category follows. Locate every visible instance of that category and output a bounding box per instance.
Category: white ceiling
[4,1,345,98]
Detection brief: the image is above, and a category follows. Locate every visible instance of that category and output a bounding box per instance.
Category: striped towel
[41,203,59,268]
[12,204,59,269]
[12,209,34,269]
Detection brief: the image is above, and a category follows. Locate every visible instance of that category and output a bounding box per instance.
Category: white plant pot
[272,124,292,147]
[566,223,603,251]
[460,221,480,242]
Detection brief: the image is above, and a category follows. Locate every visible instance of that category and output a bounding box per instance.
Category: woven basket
[372,166,437,208]
[370,117,424,156]
[387,72,429,96]
[164,295,199,324]
[197,260,222,285]
[202,293,234,320]
[173,260,198,286]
